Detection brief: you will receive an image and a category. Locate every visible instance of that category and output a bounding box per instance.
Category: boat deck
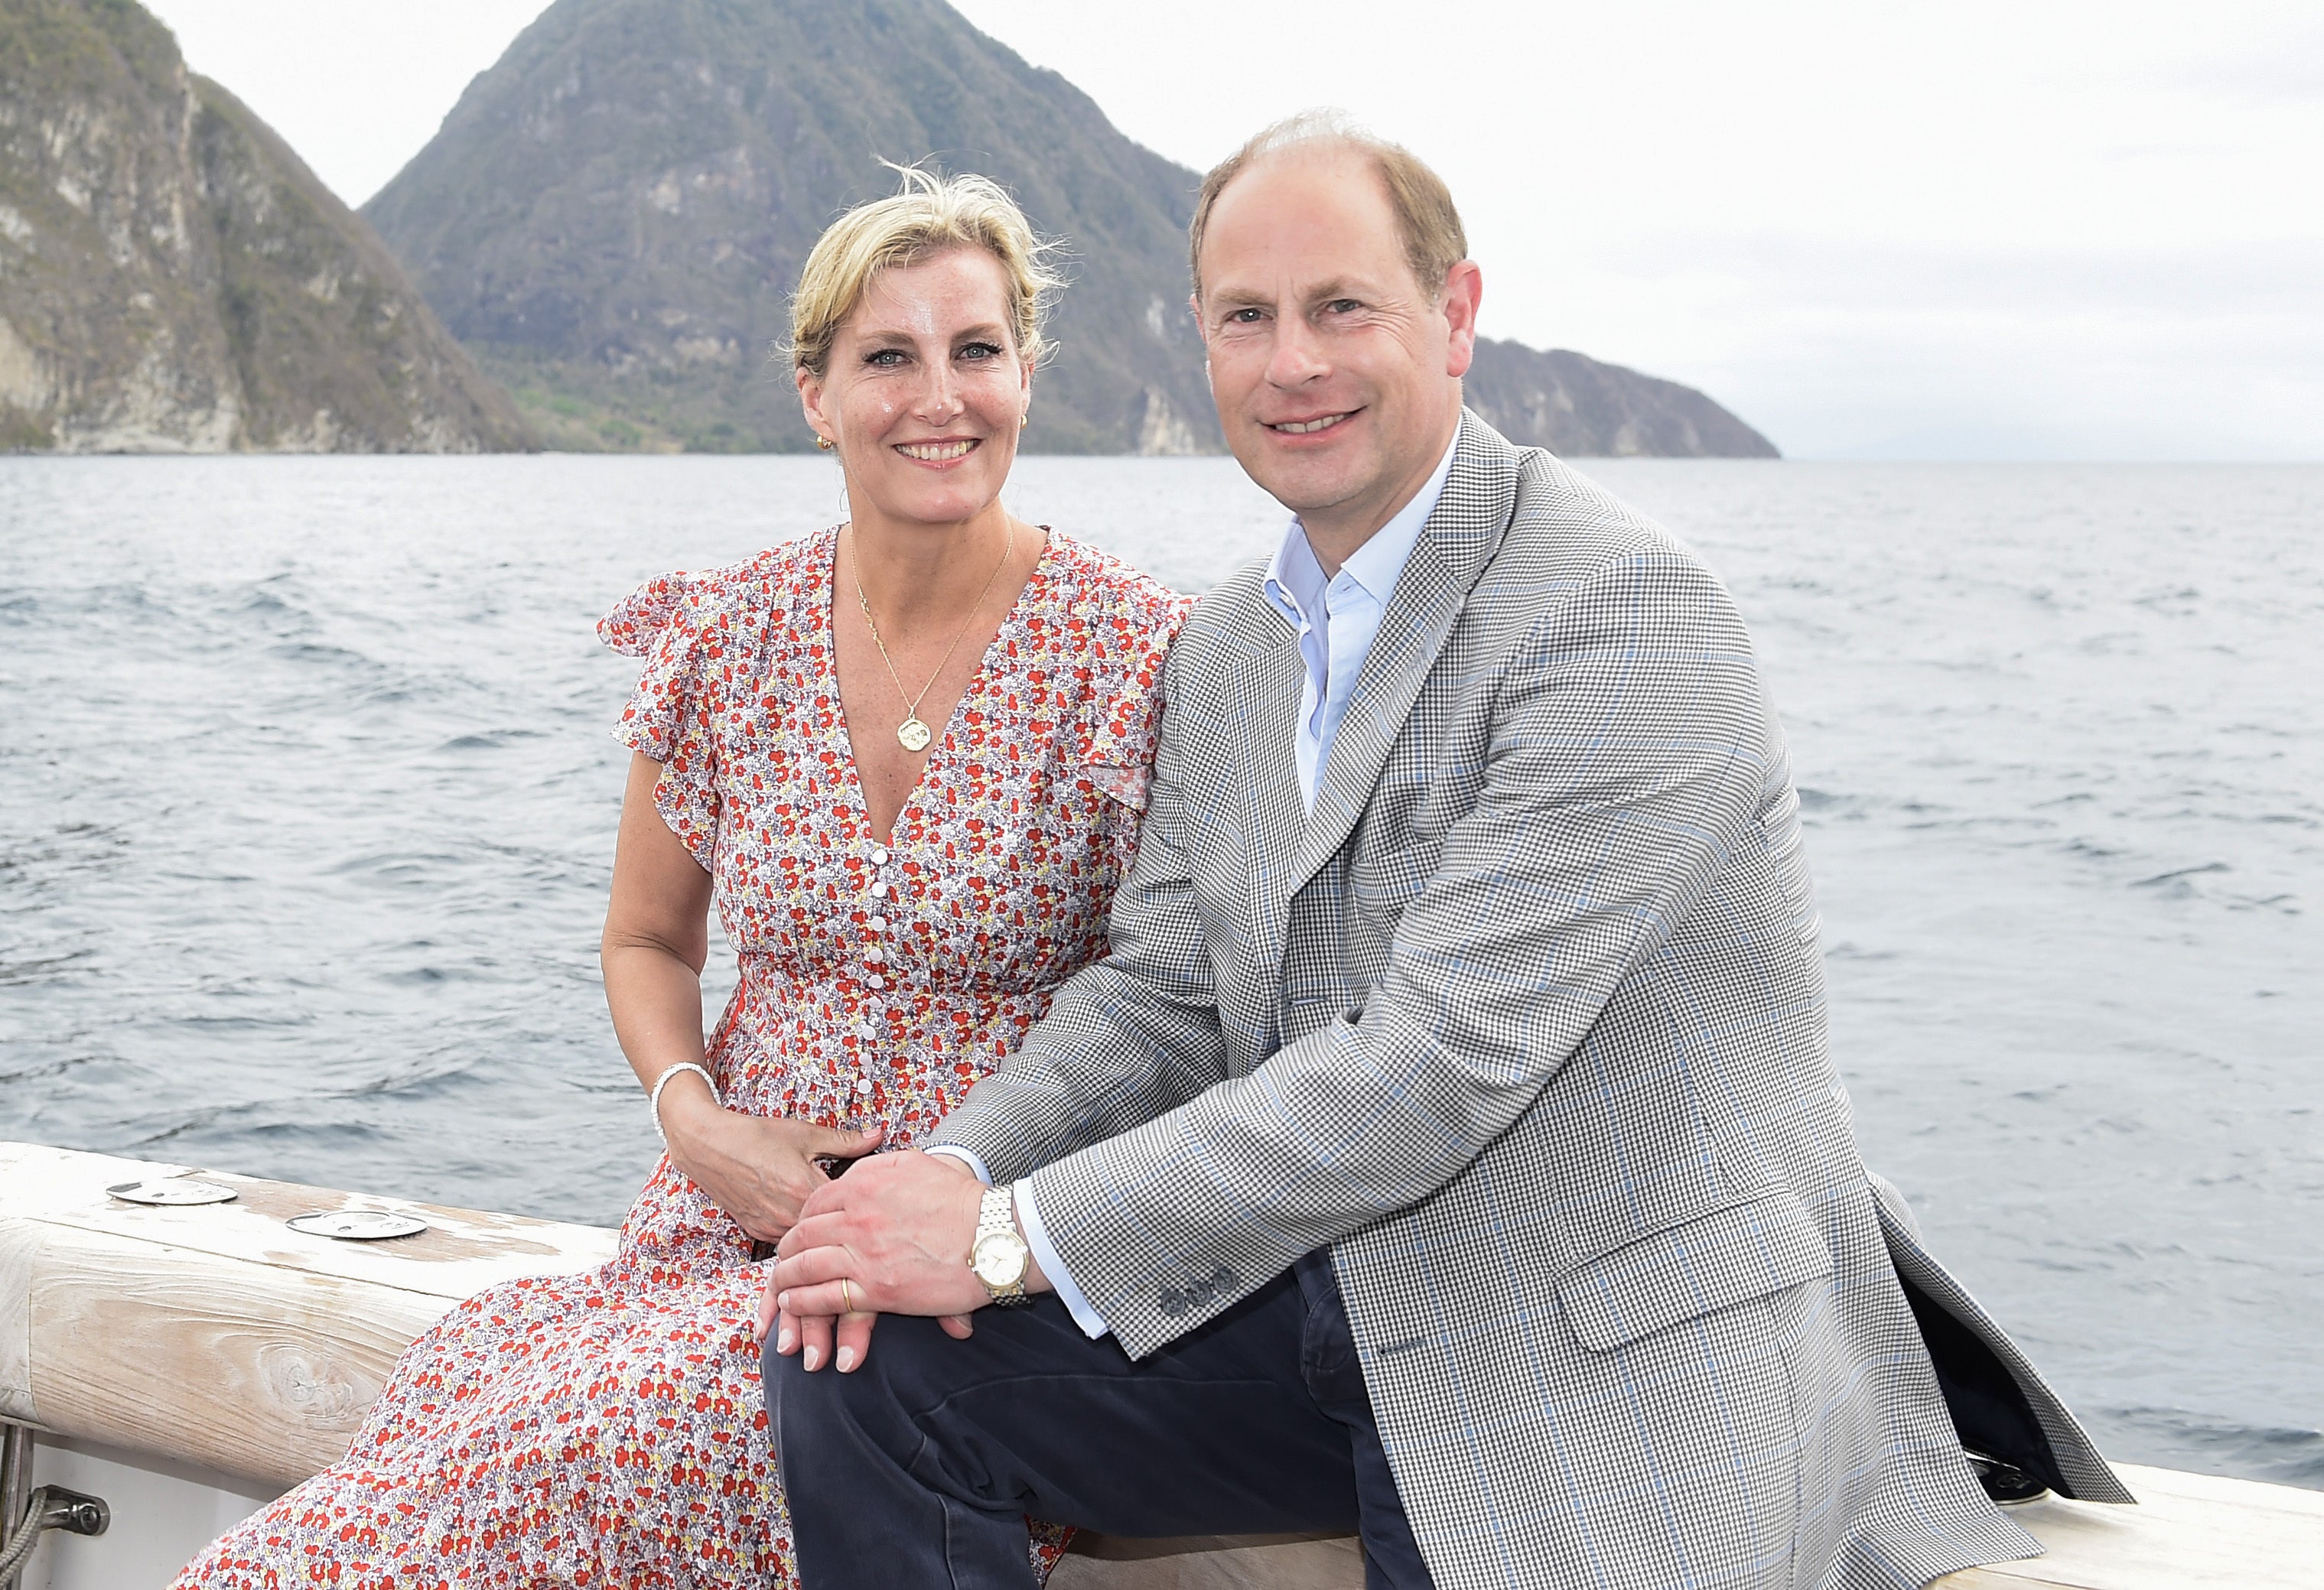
[4,1143,2317,1588]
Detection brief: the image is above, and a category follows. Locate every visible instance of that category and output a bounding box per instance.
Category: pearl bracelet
[649,1062,719,1145]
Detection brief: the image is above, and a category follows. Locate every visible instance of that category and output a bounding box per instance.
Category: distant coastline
[0,0,1776,458]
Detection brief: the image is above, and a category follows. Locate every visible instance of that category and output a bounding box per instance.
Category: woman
[174,169,1189,1588]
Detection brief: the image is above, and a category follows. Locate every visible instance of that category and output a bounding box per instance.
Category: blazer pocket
[1556,1193,1835,1354]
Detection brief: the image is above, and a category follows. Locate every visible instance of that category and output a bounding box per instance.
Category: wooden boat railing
[2,1142,2317,1588]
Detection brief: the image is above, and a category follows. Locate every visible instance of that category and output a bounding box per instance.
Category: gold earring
[1019,412,1029,428]
[815,435,835,451]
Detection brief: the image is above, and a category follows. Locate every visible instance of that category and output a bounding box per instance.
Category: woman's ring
[840,1277,855,1315]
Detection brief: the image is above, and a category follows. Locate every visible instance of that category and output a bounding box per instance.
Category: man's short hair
[1189,110,1469,301]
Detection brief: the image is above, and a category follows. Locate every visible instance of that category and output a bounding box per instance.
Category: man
[763,113,2130,1590]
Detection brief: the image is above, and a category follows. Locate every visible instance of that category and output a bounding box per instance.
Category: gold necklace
[848,519,1014,753]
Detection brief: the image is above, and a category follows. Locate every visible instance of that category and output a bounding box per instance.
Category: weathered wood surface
[1053,1533,1365,1588]
[1937,1462,2324,1588]
[0,1142,616,1482]
[5,1143,2320,1588]
[0,1142,618,1301]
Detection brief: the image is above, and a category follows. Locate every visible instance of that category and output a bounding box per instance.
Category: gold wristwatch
[969,1185,1033,1307]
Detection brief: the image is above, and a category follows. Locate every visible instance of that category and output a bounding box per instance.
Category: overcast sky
[145,0,2323,460]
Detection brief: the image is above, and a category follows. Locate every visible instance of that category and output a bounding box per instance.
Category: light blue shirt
[1263,434,1460,807]
[931,431,1462,1338]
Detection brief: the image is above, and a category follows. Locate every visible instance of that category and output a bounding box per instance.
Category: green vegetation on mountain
[364,0,1209,454]
[365,0,1777,457]
[0,0,531,452]
[1,0,1776,456]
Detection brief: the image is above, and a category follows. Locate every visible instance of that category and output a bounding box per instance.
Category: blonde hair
[789,166,1063,378]
[1189,110,1467,301]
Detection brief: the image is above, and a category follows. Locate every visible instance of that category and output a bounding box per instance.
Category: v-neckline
[818,525,1053,850]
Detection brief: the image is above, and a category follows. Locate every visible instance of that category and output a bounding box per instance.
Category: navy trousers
[765,1254,1434,1589]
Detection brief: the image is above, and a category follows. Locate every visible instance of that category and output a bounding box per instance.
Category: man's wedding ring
[840,1278,855,1315]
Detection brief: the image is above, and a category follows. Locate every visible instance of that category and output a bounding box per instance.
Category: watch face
[971,1231,1029,1289]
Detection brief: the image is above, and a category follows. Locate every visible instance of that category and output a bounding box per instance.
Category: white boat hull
[10,1435,277,1590]
[5,1143,2318,1589]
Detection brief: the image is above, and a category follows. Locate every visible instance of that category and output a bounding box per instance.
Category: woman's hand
[658,1083,884,1243]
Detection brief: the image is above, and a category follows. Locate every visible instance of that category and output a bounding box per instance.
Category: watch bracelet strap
[976,1185,1031,1304]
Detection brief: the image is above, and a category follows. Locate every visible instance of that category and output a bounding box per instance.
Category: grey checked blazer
[931,412,2130,1590]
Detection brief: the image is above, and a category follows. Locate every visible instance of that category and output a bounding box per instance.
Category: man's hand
[759,1149,1037,1373]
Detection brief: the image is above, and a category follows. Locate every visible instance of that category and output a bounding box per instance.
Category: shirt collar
[1263,430,1461,626]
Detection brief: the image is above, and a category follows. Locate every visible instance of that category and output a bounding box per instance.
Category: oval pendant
[897,717,933,753]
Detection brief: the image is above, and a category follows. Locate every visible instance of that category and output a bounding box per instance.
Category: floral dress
[174,526,1189,1589]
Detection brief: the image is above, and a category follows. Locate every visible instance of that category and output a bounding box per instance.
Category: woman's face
[800,247,1031,532]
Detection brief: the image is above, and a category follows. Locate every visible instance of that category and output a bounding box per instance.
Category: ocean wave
[2104,1406,2324,1490]
[4,453,2318,1487]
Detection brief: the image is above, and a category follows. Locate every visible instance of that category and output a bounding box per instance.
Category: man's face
[1194,148,1474,541]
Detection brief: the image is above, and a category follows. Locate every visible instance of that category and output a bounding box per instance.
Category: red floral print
[173,527,1188,1589]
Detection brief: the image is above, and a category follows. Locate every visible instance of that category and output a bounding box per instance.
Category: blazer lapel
[1294,412,1520,885]
[1219,615,1310,993]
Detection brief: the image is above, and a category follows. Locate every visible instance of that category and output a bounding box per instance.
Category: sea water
[2,454,2318,1489]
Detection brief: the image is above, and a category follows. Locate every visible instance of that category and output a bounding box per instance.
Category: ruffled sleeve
[599,572,721,871]
[1072,590,1192,816]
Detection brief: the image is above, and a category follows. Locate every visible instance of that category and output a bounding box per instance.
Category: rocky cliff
[364,0,1777,457]
[1464,339,1779,459]
[363,0,1207,455]
[0,0,531,453]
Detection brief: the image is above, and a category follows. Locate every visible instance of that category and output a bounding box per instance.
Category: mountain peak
[363,0,1774,457]
[0,0,532,453]
[364,0,1207,454]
